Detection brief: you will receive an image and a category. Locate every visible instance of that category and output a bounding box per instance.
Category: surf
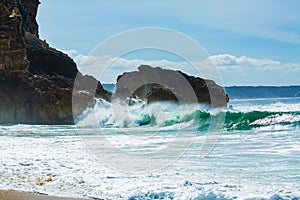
[76,98,300,131]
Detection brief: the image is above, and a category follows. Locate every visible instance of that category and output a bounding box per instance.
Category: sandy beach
[0,190,90,200]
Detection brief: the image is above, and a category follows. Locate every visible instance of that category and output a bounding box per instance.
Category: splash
[76,98,300,131]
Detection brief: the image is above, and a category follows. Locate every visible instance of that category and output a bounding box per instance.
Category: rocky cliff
[116,65,229,107]
[0,0,111,124]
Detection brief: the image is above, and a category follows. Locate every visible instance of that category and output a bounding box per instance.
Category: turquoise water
[0,98,299,199]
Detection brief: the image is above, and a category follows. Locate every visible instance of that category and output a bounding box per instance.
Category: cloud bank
[209,54,300,72]
[63,49,300,86]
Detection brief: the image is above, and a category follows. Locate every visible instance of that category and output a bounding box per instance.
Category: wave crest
[76,98,300,131]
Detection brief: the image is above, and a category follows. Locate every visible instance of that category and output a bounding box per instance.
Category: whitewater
[0,97,300,199]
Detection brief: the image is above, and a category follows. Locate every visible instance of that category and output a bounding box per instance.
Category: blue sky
[37,0,300,86]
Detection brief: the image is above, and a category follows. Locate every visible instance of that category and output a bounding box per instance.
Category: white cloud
[207,54,300,73]
[284,63,300,72]
[64,49,215,82]
[63,49,300,85]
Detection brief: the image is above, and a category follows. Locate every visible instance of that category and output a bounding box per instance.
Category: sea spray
[76,98,300,131]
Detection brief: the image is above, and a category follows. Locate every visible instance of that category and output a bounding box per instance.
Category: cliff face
[20,0,40,37]
[0,0,29,72]
[0,0,111,124]
[25,32,79,78]
[0,0,78,77]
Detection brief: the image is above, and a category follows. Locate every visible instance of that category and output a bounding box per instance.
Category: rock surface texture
[0,0,111,124]
[116,65,229,107]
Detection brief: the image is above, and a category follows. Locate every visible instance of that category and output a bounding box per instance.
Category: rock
[20,0,40,37]
[146,84,178,103]
[0,72,87,124]
[116,65,229,107]
[0,0,29,72]
[25,32,79,78]
[0,0,111,124]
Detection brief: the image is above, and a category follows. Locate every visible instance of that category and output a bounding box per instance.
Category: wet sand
[0,190,90,200]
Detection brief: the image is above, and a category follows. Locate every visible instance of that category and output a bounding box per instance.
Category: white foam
[251,114,300,126]
[0,126,300,199]
[76,98,206,129]
[1,98,300,199]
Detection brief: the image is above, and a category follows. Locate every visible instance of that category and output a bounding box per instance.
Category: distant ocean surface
[103,84,300,99]
[0,86,300,199]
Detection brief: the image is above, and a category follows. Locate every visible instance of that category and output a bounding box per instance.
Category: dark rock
[0,0,111,124]
[25,32,79,78]
[116,65,229,107]
[0,72,69,124]
[147,84,178,103]
[20,0,40,37]
[0,71,106,125]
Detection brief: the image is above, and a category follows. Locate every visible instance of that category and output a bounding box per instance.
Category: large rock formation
[0,0,111,124]
[116,65,229,107]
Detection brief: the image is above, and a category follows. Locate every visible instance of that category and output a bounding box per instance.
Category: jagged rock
[0,0,111,124]
[116,65,229,107]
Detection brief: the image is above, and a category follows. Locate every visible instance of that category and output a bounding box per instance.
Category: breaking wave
[76,98,300,131]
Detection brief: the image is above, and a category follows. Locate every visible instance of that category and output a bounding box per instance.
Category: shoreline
[0,190,91,200]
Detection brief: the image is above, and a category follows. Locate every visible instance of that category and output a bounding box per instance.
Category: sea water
[0,98,300,199]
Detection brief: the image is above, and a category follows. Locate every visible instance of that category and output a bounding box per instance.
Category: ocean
[0,96,300,199]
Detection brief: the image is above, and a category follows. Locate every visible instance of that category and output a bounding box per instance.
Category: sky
[37,0,300,86]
